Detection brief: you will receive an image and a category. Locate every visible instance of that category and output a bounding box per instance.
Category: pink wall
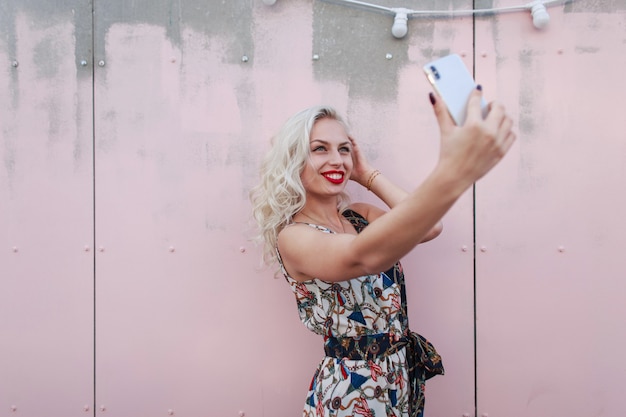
[474,6,626,416]
[1,1,625,416]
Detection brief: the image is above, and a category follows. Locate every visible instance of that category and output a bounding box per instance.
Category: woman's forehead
[310,118,348,140]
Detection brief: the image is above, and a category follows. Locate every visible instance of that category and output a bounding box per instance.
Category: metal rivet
[460,51,467,58]
[11,60,19,68]
[98,246,105,252]
[462,414,470,417]
[12,246,18,253]
[98,60,105,67]
[312,54,320,60]
[557,49,564,54]
[170,57,176,63]
[84,405,90,412]
[84,245,91,252]
[558,246,565,253]
[169,246,176,253]
[241,55,249,62]
[238,412,245,417]
[481,52,487,57]
[480,246,487,252]
[239,246,246,253]
[10,405,17,412]
[168,409,175,416]
[461,245,468,252]
[100,405,106,412]
[80,60,88,66]
[385,53,393,60]
[482,414,489,417]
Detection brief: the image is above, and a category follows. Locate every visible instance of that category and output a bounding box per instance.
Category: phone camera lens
[430,65,440,80]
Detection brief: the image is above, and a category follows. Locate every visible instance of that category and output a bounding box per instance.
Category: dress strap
[341,209,369,233]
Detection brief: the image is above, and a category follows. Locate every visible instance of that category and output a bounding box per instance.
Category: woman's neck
[296,200,345,233]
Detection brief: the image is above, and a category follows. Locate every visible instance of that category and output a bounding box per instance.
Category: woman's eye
[340,147,351,153]
[312,146,326,152]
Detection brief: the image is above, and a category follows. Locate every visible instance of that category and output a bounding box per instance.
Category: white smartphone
[423,54,487,126]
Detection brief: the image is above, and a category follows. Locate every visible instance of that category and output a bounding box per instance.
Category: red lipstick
[322,170,345,184]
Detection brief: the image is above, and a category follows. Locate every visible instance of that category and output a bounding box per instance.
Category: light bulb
[530,2,550,29]
[391,11,408,39]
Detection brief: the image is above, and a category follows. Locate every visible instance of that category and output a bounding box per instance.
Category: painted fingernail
[476,84,483,91]
[429,92,436,105]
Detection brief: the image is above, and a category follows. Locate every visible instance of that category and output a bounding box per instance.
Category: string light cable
[262,0,573,37]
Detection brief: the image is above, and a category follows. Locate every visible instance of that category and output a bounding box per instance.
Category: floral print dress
[278,210,443,417]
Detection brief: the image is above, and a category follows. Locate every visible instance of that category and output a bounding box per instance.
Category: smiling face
[300,117,353,198]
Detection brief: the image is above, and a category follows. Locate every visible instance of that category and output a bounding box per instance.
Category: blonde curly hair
[250,105,351,265]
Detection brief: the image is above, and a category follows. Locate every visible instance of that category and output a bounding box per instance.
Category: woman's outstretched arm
[278,88,515,282]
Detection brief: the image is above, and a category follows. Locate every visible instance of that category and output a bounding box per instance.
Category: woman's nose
[329,148,343,165]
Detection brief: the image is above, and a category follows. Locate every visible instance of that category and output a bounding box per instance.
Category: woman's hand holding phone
[431,86,516,187]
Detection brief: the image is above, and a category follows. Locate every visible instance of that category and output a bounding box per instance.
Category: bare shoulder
[347,202,387,223]
[277,221,360,283]
[276,223,325,281]
[277,222,315,249]
[278,222,309,240]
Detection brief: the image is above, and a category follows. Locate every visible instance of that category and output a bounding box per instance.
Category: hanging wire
[318,0,570,17]
[313,0,574,36]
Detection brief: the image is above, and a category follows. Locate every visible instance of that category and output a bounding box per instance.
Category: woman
[250,88,515,416]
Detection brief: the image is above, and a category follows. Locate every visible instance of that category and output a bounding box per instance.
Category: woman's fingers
[349,135,374,184]
[434,84,516,182]
[464,87,486,124]
[490,104,516,151]
[501,124,517,153]
[430,92,455,134]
